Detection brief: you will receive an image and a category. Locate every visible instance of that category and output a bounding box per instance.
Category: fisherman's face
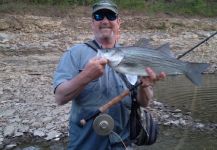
[91,9,120,43]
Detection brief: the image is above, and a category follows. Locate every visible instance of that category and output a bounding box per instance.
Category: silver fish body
[97,44,209,86]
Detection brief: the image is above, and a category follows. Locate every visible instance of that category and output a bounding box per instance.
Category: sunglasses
[93,11,118,21]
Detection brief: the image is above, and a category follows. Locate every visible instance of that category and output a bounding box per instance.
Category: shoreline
[2,98,217,149]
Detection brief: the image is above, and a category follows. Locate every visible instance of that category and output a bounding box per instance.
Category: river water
[154,74,217,123]
[141,126,217,150]
[12,74,217,150]
[145,74,217,150]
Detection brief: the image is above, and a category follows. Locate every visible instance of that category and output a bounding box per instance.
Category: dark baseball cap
[92,0,118,14]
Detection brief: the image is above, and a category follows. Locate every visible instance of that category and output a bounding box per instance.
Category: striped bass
[97,39,209,86]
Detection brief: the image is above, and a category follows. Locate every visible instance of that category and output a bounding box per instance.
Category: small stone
[45,130,61,140]
[31,122,42,128]
[172,109,182,113]
[164,120,180,126]
[0,136,3,142]
[195,123,205,129]
[9,116,21,123]
[23,146,40,150]
[172,120,180,126]
[179,118,187,126]
[0,21,10,31]
[163,122,171,126]
[173,113,182,118]
[14,131,24,137]
[4,125,15,137]
[2,109,16,117]
[18,125,29,133]
[153,101,163,107]
[33,130,45,137]
[5,144,17,149]
[22,119,30,124]
[45,123,54,130]
[41,117,52,124]
[0,87,3,95]
[161,115,169,120]
[54,137,60,141]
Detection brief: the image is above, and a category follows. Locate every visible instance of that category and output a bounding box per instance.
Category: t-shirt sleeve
[53,47,80,93]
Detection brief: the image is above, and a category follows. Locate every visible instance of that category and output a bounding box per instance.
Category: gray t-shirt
[53,43,132,150]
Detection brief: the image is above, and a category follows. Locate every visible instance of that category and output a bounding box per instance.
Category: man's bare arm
[137,67,166,107]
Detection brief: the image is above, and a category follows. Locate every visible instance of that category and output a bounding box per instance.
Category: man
[53,0,166,149]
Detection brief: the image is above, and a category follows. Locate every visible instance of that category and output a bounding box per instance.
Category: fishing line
[111,130,127,150]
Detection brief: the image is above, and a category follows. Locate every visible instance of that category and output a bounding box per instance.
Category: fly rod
[177,31,217,59]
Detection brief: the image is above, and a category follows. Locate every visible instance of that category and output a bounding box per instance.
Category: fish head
[97,48,124,67]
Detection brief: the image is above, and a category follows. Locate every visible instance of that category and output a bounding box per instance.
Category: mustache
[99,25,112,29]
[95,31,115,40]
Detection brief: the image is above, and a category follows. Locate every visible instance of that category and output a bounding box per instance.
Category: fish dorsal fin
[134,38,154,48]
[156,43,175,57]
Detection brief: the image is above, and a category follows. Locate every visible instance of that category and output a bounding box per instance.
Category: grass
[0,0,216,17]
[141,0,217,17]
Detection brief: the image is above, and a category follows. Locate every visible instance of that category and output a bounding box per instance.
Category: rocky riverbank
[0,12,217,149]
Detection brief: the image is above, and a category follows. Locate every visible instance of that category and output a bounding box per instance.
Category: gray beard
[95,31,114,42]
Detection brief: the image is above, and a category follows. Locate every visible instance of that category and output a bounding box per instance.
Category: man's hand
[137,67,166,107]
[82,57,108,82]
[140,67,166,88]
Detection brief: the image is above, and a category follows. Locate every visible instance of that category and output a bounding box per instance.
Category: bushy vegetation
[142,0,217,17]
[0,0,216,17]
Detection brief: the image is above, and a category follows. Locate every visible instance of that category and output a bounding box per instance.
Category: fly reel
[93,113,114,136]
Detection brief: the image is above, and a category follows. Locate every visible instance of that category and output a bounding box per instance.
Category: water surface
[142,74,217,150]
[154,74,217,123]
[142,126,217,150]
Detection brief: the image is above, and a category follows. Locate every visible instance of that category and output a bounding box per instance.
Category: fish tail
[185,63,210,86]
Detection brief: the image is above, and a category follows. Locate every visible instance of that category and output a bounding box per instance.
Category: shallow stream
[154,74,217,123]
[146,74,217,150]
